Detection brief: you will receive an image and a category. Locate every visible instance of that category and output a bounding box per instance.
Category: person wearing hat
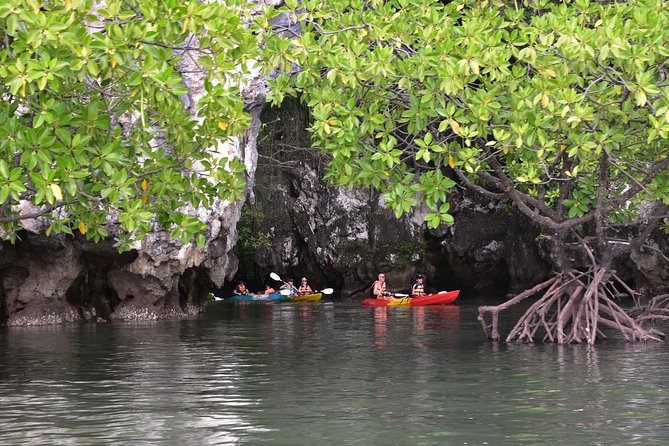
[411,274,426,298]
[280,278,299,295]
[298,277,313,296]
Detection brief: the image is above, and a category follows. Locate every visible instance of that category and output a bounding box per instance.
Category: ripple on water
[1,304,669,445]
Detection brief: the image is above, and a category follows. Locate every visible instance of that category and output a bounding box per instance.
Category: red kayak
[361,290,460,307]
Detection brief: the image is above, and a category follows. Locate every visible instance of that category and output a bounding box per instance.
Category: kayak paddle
[271,272,299,295]
[271,272,332,295]
[280,287,334,295]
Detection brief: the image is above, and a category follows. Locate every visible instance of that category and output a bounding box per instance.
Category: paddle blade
[321,288,334,295]
[279,289,292,296]
[213,296,223,301]
[270,272,281,281]
[393,293,409,298]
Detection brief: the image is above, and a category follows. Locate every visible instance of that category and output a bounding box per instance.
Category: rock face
[0,66,266,328]
[0,120,261,326]
[1,234,82,325]
[251,98,669,301]
[0,163,254,326]
[0,1,302,326]
[439,193,551,296]
[252,99,553,299]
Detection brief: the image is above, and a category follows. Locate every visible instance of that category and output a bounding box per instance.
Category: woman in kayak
[411,274,426,297]
[372,273,392,300]
[298,277,313,296]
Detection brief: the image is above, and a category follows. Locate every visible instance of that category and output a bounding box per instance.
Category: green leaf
[0,187,9,205]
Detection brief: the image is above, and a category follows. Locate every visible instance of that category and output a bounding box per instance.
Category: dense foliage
[0,0,255,249]
[260,0,669,243]
[3,0,669,264]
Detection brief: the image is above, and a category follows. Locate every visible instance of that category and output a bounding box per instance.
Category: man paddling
[280,278,298,296]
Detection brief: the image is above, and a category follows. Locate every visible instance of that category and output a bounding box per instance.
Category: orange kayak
[361,290,459,307]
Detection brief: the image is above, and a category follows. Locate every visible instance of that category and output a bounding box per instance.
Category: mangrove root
[478,268,664,344]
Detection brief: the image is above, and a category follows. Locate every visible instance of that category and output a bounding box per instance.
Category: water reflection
[0,320,271,445]
[373,307,388,348]
[1,303,668,445]
[412,305,460,332]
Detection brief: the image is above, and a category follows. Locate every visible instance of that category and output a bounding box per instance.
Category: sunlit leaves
[49,184,63,202]
[0,0,256,250]
[257,0,669,230]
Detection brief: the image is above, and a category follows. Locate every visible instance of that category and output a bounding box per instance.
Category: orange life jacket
[372,280,387,297]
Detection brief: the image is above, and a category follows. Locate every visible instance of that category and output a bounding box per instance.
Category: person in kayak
[372,273,392,300]
[264,284,276,294]
[234,280,250,296]
[411,274,426,298]
[298,277,313,296]
[280,278,299,295]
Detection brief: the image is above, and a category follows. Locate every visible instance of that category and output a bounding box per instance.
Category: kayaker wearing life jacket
[298,277,313,296]
[411,274,426,297]
[280,278,299,295]
[372,273,392,300]
[234,281,249,295]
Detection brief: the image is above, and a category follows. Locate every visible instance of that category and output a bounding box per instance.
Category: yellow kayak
[289,293,322,303]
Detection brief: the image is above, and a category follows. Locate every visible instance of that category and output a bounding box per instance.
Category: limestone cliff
[0,32,268,326]
[249,98,669,301]
[251,98,552,299]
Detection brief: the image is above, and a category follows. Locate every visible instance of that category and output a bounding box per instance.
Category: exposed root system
[632,293,669,339]
[478,268,665,344]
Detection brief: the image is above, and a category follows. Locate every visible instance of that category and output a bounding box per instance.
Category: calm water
[1,300,668,445]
